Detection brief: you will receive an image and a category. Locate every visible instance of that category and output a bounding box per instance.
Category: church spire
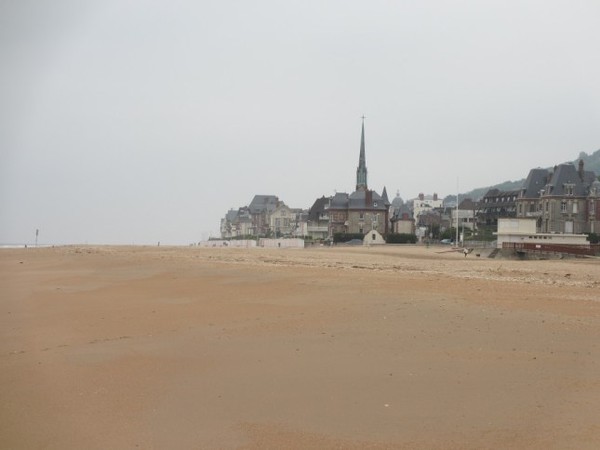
[356,116,368,191]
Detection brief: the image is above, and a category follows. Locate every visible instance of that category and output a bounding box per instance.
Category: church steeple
[356,117,368,191]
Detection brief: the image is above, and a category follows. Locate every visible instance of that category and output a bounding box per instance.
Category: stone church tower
[328,119,390,237]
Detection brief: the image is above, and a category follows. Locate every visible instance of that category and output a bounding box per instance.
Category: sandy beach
[1,245,599,449]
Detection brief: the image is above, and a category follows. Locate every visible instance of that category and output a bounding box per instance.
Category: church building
[328,120,390,236]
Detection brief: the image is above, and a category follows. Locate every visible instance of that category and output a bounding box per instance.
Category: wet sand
[1,245,599,449]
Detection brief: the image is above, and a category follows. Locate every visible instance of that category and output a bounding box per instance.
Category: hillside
[575,148,600,175]
[459,148,600,201]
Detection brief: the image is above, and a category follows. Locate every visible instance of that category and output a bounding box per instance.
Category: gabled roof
[308,196,331,221]
[234,206,252,223]
[520,168,550,199]
[329,192,350,209]
[544,164,596,196]
[348,189,387,210]
[248,195,279,214]
[391,203,413,220]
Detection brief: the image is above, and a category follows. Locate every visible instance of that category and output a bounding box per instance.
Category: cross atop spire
[356,117,368,191]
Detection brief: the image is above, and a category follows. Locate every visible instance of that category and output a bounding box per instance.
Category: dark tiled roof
[520,168,550,199]
[483,188,501,198]
[308,196,330,221]
[329,192,350,209]
[482,189,519,208]
[248,195,279,214]
[392,204,413,220]
[544,164,596,196]
[225,209,238,221]
[348,190,387,210]
[458,198,478,210]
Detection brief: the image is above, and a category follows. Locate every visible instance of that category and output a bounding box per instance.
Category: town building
[516,161,598,234]
[478,188,519,227]
[452,198,478,232]
[248,195,279,236]
[412,193,443,222]
[390,203,415,234]
[589,180,600,233]
[269,203,299,237]
[307,196,331,240]
[495,218,590,249]
[220,206,252,238]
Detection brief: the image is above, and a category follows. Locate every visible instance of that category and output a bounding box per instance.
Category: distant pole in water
[35,229,39,247]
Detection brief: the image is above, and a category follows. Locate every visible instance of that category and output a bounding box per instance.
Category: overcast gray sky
[1,0,599,245]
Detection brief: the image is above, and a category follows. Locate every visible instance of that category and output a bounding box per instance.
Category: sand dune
[1,246,599,449]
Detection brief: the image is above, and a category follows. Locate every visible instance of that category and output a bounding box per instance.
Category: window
[572,202,578,214]
[372,233,376,241]
[359,213,364,220]
[561,202,567,213]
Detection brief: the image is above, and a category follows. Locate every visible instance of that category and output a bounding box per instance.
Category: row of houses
[408,160,600,239]
[221,121,599,241]
[220,196,309,239]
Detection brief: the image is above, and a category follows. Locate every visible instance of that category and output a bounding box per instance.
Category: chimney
[366,190,373,206]
[579,159,585,180]
[419,193,424,201]
[433,193,438,201]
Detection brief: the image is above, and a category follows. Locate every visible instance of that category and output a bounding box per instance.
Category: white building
[412,193,443,221]
[495,218,590,249]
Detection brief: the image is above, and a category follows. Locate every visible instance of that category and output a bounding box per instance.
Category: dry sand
[1,245,599,449]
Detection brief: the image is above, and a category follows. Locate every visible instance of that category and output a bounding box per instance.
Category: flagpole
[455,179,459,247]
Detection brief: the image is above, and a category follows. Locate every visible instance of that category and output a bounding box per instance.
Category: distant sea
[0,244,54,249]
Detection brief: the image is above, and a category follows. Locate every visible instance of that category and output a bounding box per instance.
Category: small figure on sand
[463,248,473,257]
